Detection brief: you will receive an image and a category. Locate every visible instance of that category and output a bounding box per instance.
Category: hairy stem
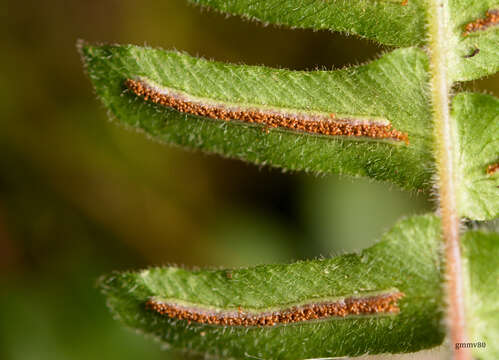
[427,1,469,359]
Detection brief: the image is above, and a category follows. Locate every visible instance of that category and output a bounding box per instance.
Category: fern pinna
[80,0,499,359]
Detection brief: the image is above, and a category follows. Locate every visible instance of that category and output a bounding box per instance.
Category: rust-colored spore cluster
[487,162,499,175]
[145,292,404,327]
[125,79,409,144]
[463,9,499,36]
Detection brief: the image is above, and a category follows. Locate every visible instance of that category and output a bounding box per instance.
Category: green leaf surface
[454,93,499,220]
[80,43,434,190]
[187,0,499,80]
[463,230,499,360]
[188,0,427,46]
[81,0,499,356]
[99,215,445,359]
[449,0,499,81]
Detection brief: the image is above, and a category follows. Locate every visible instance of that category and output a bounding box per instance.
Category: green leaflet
[80,0,499,357]
[99,215,445,359]
[463,231,499,360]
[449,0,499,81]
[186,0,499,80]
[188,0,427,46]
[80,44,433,190]
[454,93,499,220]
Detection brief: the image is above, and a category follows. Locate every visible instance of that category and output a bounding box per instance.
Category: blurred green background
[1,1,497,359]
